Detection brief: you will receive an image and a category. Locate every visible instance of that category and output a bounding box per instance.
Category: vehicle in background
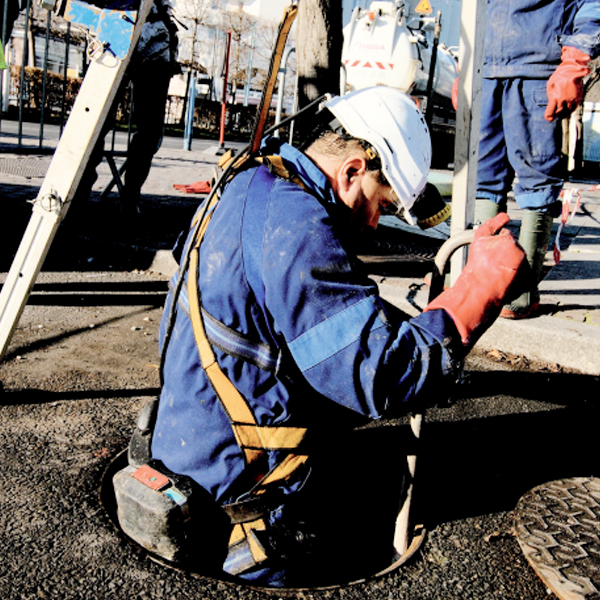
[341,0,458,167]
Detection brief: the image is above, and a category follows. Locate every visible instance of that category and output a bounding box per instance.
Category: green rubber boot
[500,209,554,319]
[473,198,501,227]
[426,199,503,289]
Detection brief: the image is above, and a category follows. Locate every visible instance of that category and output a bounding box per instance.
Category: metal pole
[243,25,255,107]
[218,29,231,149]
[18,0,32,147]
[393,0,487,557]
[0,0,9,133]
[288,72,298,144]
[274,46,295,138]
[59,21,71,137]
[424,11,441,128]
[126,79,133,148]
[449,0,486,285]
[39,9,51,148]
[209,27,219,101]
[183,72,196,150]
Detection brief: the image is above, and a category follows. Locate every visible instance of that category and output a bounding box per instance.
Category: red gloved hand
[425,213,529,349]
[451,76,459,111]
[545,46,590,122]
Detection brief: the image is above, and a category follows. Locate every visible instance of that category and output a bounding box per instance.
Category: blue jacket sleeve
[261,178,460,420]
[561,0,600,57]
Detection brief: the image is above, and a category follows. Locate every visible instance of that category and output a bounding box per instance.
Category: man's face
[341,169,395,234]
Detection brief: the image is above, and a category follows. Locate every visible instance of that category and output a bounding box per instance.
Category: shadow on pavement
[0,182,446,277]
[26,279,168,306]
[1,305,156,362]
[0,386,161,406]
[416,367,600,528]
[93,365,600,592]
[0,185,203,272]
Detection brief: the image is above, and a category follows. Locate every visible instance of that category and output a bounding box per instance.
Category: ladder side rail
[0,0,154,360]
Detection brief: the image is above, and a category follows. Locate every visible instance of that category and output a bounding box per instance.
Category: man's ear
[337,156,367,195]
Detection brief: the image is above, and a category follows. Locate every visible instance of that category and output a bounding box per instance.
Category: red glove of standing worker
[425,213,529,350]
[545,46,590,122]
[451,76,459,111]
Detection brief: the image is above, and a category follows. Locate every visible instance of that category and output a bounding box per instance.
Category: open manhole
[100,425,425,594]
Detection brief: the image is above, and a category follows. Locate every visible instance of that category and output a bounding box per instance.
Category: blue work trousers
[477,77,564,214]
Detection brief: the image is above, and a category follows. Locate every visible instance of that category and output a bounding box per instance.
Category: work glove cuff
[424,214,529,350]
[544,46,591,121]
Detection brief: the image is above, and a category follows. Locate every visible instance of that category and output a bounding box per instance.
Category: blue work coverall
[152,138,460,582]
[477,0,600,212]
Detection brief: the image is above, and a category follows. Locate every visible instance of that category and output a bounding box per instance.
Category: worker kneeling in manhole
[113,87,529,588]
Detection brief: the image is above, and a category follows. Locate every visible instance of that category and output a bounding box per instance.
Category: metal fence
[0,0,298,156]
[0,1,191,154]
[0,0,89,151]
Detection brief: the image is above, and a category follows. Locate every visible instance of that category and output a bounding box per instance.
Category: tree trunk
[296,0,342,132]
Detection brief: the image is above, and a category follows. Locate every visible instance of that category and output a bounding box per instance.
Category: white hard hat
[324,86,431,224]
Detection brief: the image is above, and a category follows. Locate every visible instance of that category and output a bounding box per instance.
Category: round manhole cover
[514,477,600,600]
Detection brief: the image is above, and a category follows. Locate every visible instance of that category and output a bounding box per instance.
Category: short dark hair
[301,110,386,184]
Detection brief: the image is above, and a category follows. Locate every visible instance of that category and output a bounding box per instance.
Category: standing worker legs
[477,78,564,212]
[478,78,563,318]
[505,78,564,212]
[477,78,513,212]
[501,79,561,318]
[122,67,172,212]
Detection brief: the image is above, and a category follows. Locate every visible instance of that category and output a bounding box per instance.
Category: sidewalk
[378,182,600,375]
[1,134,600,375]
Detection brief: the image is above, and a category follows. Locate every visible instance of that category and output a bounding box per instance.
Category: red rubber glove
[425,213,528,349]
[545,46,590,122]
[451,76,459,111]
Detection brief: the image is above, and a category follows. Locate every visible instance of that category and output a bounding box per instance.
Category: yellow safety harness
[185,155,313,572]
[155,3,321,570]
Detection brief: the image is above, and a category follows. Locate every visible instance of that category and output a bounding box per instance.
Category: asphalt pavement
[1,121,600,600]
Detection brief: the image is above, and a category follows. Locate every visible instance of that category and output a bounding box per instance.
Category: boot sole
[499,301,540,320]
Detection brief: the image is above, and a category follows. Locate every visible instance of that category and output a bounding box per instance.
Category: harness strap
[191,194,219,230]
[252,453,310,494]
[187,246,259,459]
[224,519,269,575]
[202,308,280,372]
[177,159,318,574]
[249,4,298,154]
[186,166,310,490]
[256,155,311,193]
[169,275,281,373]
[235,424,307,451]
